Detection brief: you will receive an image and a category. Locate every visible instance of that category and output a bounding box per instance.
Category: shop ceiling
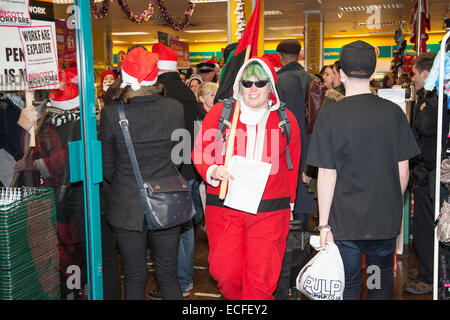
[60,0,450,44]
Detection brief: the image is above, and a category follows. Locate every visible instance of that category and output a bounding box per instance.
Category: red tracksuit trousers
[205,206,290,300]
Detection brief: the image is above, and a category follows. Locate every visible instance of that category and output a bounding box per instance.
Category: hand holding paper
[223,155,272,215]
[211,165,234,182]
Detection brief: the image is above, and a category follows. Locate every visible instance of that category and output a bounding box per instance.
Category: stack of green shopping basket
[0,187,60,300]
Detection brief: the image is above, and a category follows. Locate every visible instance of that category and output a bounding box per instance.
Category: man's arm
[317,167,337,249]
[398,159,409,195]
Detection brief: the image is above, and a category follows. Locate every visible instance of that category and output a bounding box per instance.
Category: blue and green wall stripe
[188,45,440,64]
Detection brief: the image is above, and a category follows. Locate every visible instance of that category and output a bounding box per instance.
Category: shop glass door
[0,0,103,300]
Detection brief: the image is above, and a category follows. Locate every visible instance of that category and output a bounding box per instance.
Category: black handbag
[117,103,193,231]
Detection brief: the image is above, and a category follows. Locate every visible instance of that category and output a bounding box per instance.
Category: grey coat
[276,61,318,214]
[100,94,184,231]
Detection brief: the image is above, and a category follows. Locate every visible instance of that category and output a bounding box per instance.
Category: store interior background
[49,0,450,85]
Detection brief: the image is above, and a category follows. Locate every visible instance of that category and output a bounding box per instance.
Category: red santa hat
[49,67,79,111]
[261,53,281,69]
[101,70,116,85]
[120,47,159,90]
[151,42,178,71]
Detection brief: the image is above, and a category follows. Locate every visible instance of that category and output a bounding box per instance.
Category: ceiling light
[339,3,403,11]
[268,26,303,30]
[265,37,304,41]
[368,31,396,34]
[132,41,158,44]
[111,32,150,36]
[193,39,227,42]
[264,10,283,16]
[184,29,225,33]
[329,34,372,38]
[359,20,406,27]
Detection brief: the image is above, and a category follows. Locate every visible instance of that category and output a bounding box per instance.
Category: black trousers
[101,215,121,300]
[113,224,183,300]
[413,185,435,284]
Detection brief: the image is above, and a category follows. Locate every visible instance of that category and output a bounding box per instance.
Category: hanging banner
[170,39,190,69]
[304,11,323,75]
[55,19,76,69]
[18,24,59,89]
[0,0,31,27]
[29,0,54,22]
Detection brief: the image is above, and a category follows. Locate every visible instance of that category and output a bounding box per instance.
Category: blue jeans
[293,212,309,230]
[176,178,202,293]
[177,225,194,292]
[188,178,204,227]
[335,238,396,300]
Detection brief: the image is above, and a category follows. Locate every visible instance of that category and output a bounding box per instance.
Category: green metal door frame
[69,0,104,300]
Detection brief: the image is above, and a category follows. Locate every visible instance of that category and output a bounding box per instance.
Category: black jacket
[412,89,448,170]
[100,94,184,231]
[276,61,317,213]
[158,72,202,181]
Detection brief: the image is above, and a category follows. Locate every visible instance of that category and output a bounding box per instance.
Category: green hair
[241,62,269,81]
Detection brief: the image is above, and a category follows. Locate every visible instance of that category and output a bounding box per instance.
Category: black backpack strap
[216,97,235,141]
[277,102,293,170]
[215,97,235,156]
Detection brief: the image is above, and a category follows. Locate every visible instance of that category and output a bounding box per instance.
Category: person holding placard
[192,57,301,300]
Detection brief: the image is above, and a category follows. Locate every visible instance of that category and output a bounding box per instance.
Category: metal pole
[73,0,104,300]
[416,0,423,56]
[433,30,450,301]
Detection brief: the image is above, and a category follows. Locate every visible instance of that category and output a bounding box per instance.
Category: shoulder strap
[276,101,293,170]
[216,97,235,142]
[117,104,152,217]
[215,97,235,157]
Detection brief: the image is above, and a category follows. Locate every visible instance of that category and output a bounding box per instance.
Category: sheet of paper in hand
[224,155,272,214]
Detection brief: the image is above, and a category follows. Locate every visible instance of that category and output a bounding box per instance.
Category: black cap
[340,40,376,78]
[276,39,301,54]
[197,61,215,73]
[223,42,238,62]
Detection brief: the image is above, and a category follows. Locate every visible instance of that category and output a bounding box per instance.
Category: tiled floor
[142,222,435,301]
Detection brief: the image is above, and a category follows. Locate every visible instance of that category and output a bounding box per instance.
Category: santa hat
[120,47,159,91]
[49,67,79,111]
[101,70,116,85]
[261,53,281,69]
[151,42,178,71]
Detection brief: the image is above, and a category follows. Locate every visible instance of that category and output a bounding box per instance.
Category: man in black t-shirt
[306,41,420,300]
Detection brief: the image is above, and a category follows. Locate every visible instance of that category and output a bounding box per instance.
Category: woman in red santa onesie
[192,58,300,300]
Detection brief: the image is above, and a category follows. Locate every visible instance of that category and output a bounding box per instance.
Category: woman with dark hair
[382,73,395,88]
[186,75,202,99]
[100,47,184,300]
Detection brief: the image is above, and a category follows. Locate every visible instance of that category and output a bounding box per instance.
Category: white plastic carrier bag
[296,235,345,300]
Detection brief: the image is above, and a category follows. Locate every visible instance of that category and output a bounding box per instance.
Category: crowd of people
[1,37,447,300]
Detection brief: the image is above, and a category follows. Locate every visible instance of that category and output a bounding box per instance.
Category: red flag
[235,0,261,58]
[215,0,261,102]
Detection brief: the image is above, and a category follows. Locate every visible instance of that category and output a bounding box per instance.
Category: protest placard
[18,24,59,89]
[0,0,31,27]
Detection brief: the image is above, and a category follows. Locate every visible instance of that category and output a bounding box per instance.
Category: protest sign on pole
[18,24,59,89]
[0,20,58,91]
[0,0,31,27]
